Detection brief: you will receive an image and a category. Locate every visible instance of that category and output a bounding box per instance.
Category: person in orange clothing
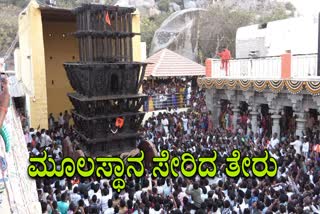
[217,47,231,76]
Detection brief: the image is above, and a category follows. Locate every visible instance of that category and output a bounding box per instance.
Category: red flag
[105,12,111,26]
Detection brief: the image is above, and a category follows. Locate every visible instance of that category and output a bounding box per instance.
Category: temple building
[200,17,320,138]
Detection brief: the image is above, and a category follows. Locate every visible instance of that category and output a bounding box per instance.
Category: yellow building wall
[132,12,141,62]
[19,2,142,129]
[132,11,144,95]
[42,21,78,120]
[18,1,49,129]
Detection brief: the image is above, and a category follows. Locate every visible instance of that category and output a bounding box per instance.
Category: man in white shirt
[270,133,280,149]
[149,203,163,214]
[181,115,188,134]
[45,132,53,147]
[40,129,47,148]
[233,197,248,214]
[302,137,310,158]
[134,185,143,202]
[58,112,64,127]
[32,144,40,156]
[29,128,37,143]
[101,189,112,213]
[161,116,169,136]
[70,187,81,205]
[290,135,302,155]
[53,144,62,157]
[103,199,114,214]
[40,130,53,148]
[186,84,192,106]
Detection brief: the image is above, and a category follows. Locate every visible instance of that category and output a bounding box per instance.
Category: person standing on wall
[217,47,232,76]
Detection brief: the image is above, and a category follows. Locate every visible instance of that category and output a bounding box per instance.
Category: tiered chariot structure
[64,4,147,156]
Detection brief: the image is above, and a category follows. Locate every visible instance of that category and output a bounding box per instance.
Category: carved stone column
[205,89,214,111]
[271,114,281,136]
[264,92,278,109]
[295,112,307,137]
[226,90,238,131]
[288,94,303,112]
[213,100,221,128]
[250,105,259,134]
[232,106,240,131]
[288,94,305,137]
[206,89,220,127]
[243,91,254,104]
[312,96,320,121]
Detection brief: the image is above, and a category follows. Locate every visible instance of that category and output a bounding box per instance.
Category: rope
[3,35,18,62]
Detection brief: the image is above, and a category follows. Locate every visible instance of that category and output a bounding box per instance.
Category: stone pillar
[213,101,221,128]
[205,89,214,110]
[271,114,281,136]
[316,107,320,123]
[205,89,219,127]
[295,112,306,137]
[232,107,240,131]
[250,111,259,134]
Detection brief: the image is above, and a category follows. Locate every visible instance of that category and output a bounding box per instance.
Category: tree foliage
[199,5,255,60]
[0,3,21,55]
[198,0,295,62]
[0,0,295,59]
[141,12,172,55]
[157,0,170,12]
[0,0,29,8]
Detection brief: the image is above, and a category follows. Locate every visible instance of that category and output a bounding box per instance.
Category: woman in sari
[179,84,184,108]
[208,111,213,132]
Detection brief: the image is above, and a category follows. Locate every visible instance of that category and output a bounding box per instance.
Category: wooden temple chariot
[64,4,147,156]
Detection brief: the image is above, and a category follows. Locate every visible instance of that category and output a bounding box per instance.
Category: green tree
[0,0,28,8]
[157,0,170,12]
[141,12,172,55]
[198,5,255,59]
[198,1,295,60]
[0,3,21,55]
[258,2,294,23]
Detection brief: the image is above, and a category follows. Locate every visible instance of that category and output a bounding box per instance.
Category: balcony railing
[206,53,319,80]
[143,93,190,112]
[291,54,318,78]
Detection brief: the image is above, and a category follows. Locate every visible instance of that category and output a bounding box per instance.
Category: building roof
[145,48,205,77]
[35,0,137,22]
[35,0,75,22]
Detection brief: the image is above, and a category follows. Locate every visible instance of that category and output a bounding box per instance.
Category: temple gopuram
[64,4,147,156]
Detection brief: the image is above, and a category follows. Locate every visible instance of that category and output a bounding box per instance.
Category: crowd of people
[24,87,320,214]
[142,79,195,111]
[139,98,320,214]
